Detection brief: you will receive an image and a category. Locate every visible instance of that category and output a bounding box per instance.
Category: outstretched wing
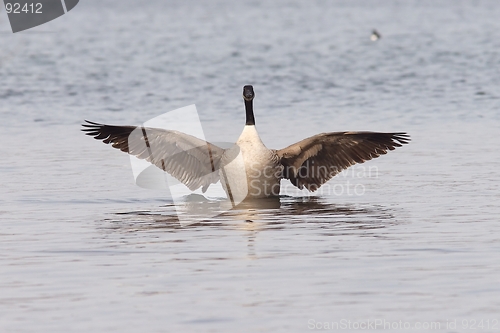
[277,131,410,191]
[82,120,225,192]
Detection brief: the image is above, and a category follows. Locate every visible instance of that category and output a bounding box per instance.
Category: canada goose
[82,85,409,200]
[371,29,381,41]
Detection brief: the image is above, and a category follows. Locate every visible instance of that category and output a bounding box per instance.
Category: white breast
[220,126,282,201]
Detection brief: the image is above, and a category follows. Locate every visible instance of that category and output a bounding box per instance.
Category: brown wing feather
[81,120,224,192]
[277,132,410,191]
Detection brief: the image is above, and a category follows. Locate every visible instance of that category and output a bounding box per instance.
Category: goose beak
[243,85,255,101]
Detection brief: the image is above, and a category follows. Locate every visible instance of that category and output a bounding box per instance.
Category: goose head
[243,85,255,101]
[243,85,255,125]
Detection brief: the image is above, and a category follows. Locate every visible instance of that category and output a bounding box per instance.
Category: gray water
[1,0,500,332]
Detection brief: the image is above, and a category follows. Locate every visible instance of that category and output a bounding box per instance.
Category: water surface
[1,0,500,332]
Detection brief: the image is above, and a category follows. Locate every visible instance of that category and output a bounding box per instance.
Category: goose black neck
[245,99,255,125]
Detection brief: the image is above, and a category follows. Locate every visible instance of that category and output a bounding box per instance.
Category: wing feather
[277,131,410,191]
[82,120,224,192]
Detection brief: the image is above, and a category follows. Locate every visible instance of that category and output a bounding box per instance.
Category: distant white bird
[83,85,409,199]
[371,29,381,41]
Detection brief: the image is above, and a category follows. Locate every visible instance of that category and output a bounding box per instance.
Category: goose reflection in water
[104,195,397,234]
[100,197,399,260]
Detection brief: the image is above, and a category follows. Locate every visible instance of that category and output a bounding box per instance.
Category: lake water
[1,0,500,332]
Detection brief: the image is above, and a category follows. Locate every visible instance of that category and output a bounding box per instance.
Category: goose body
[82,85,409,200]
[221,125,282,199]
